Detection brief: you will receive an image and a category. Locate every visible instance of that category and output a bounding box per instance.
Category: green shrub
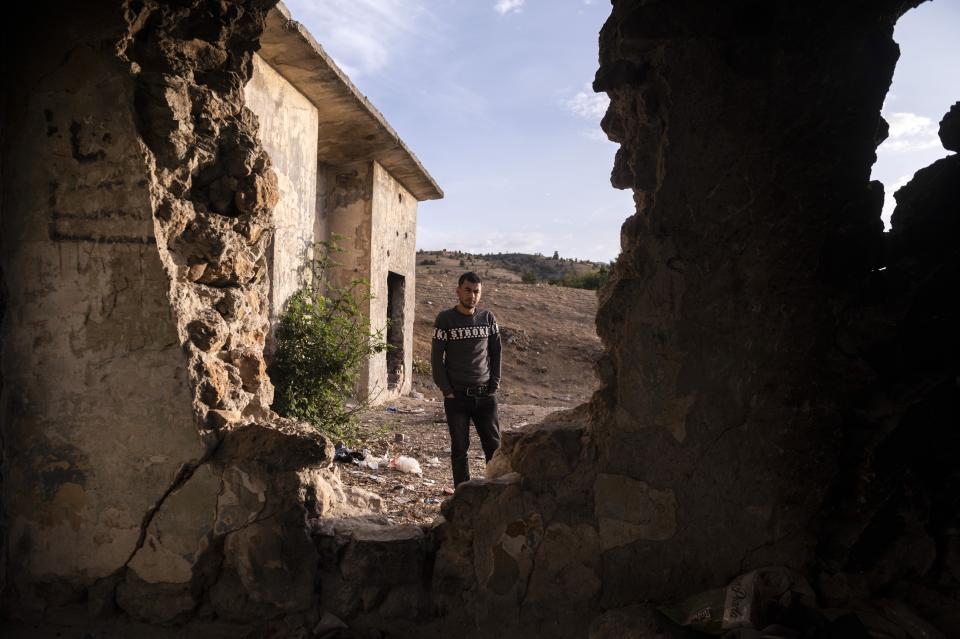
[412,356,431,375]
[269,237,386,442]
[548,265,611,290]
[521,271,538,284]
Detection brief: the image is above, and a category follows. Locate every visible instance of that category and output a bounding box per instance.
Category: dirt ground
[334,254,603,525]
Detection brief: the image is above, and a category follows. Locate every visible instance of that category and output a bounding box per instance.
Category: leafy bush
[548,265,610,290]
[521,271,538,284]
[269,237,386,442]
[412,356,431,375]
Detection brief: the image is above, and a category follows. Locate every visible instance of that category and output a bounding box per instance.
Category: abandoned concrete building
[245,5,442,401]
[1,0,958,638]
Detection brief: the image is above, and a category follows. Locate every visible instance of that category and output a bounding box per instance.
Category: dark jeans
[443,394,500,486]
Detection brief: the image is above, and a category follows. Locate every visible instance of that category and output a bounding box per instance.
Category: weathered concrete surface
[257,3,442,203]
[368,162,418,400]
[325,159,375,322]
[244,54,320,330]
[0,0,377,632]
[323,161,419,402]
[244,3,441,402]
[587,0,917,605]
[0,1,202,615]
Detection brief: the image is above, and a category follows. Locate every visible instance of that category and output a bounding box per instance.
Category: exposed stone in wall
[111,0,389,626]
[939,101,960,152]
[1,0,380,630]
[589,0,919,603]
[0,1,205,615]
[119,0,280,428]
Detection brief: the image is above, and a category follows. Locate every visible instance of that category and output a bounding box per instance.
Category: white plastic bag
[390,455,422,475]
[358,450,388,471]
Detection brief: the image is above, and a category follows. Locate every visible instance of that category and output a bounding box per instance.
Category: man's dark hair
[458,271,482,286]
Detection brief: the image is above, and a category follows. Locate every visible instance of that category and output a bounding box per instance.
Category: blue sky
[873,0,960,229]
[283,0,959,262]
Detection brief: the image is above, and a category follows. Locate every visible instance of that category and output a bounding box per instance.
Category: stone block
[594,473,677,549]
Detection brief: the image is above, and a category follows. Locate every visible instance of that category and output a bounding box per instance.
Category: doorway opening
[386,271,405,390]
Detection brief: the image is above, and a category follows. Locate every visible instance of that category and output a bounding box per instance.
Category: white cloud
[285,0,432,77]
[879,112,942,153]
[418,228,547,255]
[494,0,525,16]
[564,85,609,120]
[880,173,914,231]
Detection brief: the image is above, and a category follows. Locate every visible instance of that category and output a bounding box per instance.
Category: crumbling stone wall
[588,0,915,603]
[0,1,203,614]
[1,0,379,631]
[121,0,279,429]
[369,162,418,398]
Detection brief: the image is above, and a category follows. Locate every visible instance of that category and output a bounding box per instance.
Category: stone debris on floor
[334,391,567,524]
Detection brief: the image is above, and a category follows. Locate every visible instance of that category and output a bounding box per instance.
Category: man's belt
[462,385,489,397]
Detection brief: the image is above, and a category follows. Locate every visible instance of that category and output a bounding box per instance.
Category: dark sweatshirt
[431,307,502,395]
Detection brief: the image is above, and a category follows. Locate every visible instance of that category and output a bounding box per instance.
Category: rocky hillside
[417,249,612,288]
[411,252,603,405]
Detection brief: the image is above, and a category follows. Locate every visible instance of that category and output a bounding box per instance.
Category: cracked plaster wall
[0,0,380,628]
[588,0,922,603]
[0,2,201,614]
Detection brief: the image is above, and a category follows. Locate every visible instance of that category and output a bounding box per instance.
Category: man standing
[431,271,502,486]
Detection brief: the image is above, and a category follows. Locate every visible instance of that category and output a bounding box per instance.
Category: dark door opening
[386,272,405,389]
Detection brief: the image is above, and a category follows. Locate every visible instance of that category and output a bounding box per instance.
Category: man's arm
[487,313,502,393]
[431,317,455,397]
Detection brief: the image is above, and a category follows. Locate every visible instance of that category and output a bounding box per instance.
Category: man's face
[457,281,482,309]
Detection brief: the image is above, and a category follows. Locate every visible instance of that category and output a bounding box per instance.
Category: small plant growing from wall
[269,236,387,442]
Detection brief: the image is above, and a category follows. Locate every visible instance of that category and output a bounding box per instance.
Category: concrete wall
[323,161,418,402]
[244,54,320,326]
[244,56,420,403]
[323,162,375,394]
[369,162,418,400]
[0,7,201,612]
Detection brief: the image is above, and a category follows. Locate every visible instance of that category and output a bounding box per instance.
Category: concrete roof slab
[257,2,443,201]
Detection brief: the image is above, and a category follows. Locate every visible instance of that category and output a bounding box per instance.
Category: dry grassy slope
[412,253,603,407]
